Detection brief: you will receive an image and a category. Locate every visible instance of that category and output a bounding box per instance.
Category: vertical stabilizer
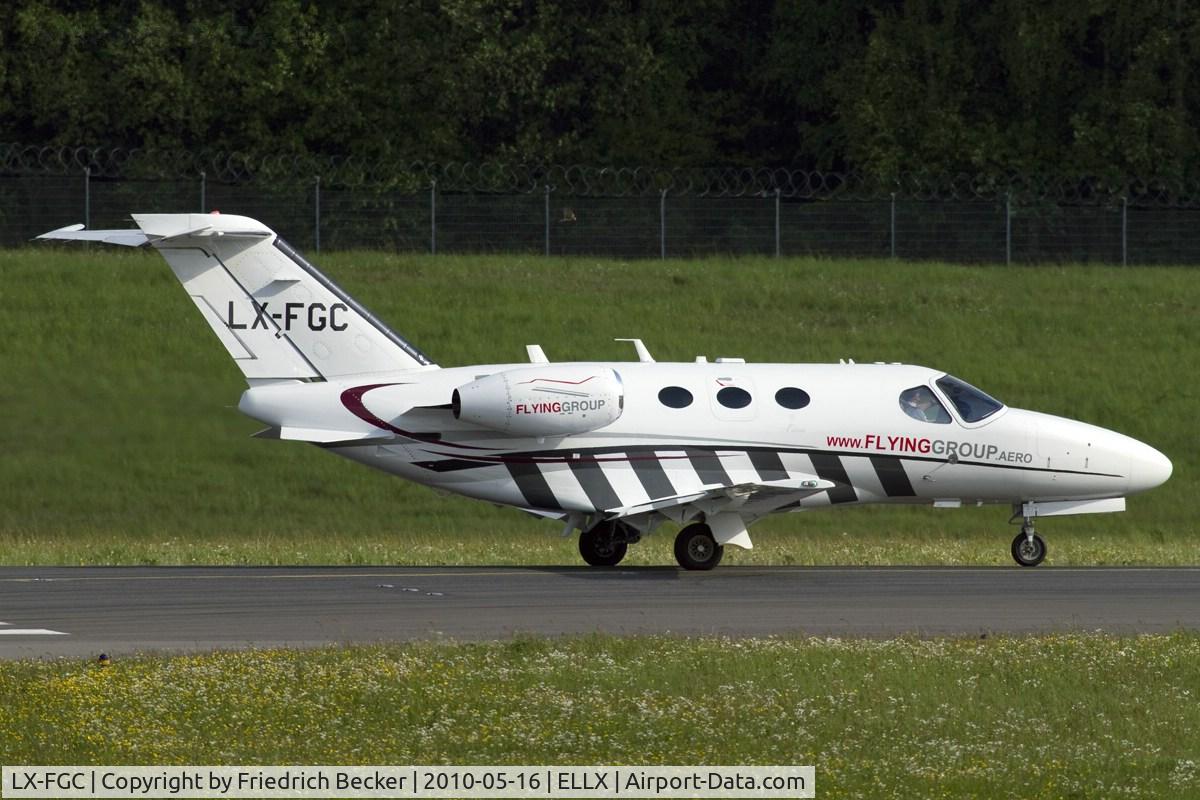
[44,213,436,382]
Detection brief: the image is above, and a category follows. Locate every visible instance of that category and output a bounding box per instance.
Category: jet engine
[452,367,623,436]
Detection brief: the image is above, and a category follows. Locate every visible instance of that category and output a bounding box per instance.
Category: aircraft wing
[606,474,837,521]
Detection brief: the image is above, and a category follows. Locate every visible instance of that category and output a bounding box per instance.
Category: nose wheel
[1011,522,1046,567]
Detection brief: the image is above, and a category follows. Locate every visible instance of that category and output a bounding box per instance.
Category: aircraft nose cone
[1128,442,1172,494]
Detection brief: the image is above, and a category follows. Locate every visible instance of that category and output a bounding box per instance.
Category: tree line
[2,0,1197,180]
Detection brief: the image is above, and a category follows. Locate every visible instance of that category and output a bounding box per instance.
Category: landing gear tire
[1011,531,1046,567]
[579,522,628,567]
[674,523,724,571]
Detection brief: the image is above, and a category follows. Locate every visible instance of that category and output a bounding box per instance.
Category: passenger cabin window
[658,386,694,409]
[775,387,810,409]
[936,375,1004,422]
[899,386,951,424]
[716,386,752,409]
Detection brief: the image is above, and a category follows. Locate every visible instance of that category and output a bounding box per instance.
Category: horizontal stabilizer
[36,224,150,247]
[253,426,392,444]
[35,221,263,246]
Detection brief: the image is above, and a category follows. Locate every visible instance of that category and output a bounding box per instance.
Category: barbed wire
[2,143,1198,206]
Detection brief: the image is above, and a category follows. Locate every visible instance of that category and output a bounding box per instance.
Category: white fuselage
[238,361,1171,523]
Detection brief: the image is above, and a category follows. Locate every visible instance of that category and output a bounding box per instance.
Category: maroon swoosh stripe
[339,383,494,450]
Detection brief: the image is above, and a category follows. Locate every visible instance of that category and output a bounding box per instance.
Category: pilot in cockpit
[900,386,950,423]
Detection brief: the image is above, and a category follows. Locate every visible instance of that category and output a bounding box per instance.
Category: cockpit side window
[936,375,1004,423]
[899,386,952,424]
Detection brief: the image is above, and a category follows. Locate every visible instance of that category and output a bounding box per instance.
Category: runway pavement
[1,566,1198,659]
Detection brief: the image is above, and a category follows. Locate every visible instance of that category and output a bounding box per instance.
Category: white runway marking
[0,621,67,636]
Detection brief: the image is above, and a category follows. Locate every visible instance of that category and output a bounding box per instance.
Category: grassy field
[1,247,1196,566]
[3,634,1198,798]
[3,250,1197,797]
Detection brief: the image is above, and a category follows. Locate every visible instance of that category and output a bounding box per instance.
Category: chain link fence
[4,144,1200,263]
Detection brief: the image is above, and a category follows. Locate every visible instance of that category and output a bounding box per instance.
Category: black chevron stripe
[870,455,916,497]
[568,459,623,511]
[630,454,676,499]
[686,448,731,486]
[809,452,859,504]
[506,462,561,510]
[748,450,789,482]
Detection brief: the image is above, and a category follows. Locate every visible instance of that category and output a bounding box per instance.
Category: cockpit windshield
[936,374,1004,422]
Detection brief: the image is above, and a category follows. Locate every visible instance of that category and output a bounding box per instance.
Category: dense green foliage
[2,1,1199,177]
[2,247,1194,566]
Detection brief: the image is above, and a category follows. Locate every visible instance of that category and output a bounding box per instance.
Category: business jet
[40,213,1173,570]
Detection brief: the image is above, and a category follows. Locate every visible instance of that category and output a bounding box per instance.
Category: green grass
[2,247,1196,566]
[2,634,1199,798]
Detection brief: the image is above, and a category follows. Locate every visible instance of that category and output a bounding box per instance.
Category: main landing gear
[578,520,639,567]
[674,523,724,571]
[578,520,725,570]
[1011,519,1047,567]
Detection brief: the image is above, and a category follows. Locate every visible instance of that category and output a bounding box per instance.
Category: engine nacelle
[452,367,623,436]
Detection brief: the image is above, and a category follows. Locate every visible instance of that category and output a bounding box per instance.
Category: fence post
[1005,193,1012,265]
[544,184,550,257]
[84,167,91,228]
[660,189,667,259]
[199,171,206,212]
[1121,196,1128,266]
[430,179,437,255]
[314,175,321,254]
[890,192,896,258]
[775,188,781,257]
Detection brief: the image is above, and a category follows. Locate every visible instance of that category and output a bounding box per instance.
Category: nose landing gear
[1011,519,1047,567]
